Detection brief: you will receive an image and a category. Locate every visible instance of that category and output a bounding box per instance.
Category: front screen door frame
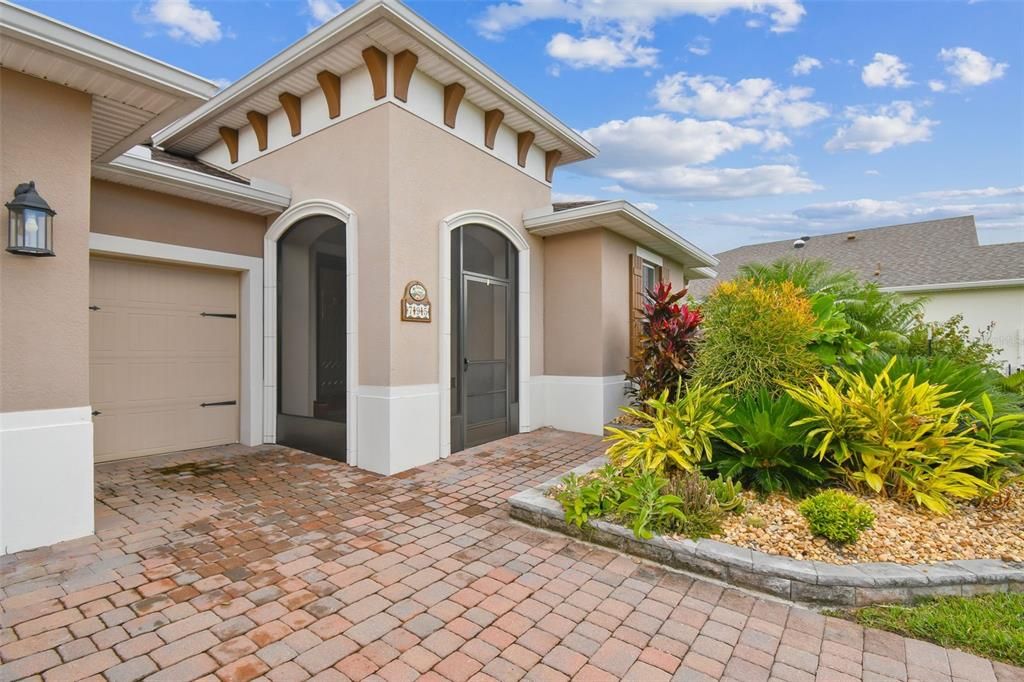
[438,210,531,461]
[454,251,519,453]
[264,199,359,466]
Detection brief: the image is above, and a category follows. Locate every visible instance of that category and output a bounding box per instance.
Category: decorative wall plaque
[401,280,431,322]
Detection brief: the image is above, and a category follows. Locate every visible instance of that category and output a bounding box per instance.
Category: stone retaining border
[509,457,1024,606]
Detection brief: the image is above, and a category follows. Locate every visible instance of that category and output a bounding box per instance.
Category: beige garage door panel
[90,257,240,462]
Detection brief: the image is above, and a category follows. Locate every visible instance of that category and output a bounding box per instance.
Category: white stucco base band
[0,406,94,555]
[531,375,628,436]
[357,384,441,476]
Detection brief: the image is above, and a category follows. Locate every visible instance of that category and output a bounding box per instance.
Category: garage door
[90,256,240,462]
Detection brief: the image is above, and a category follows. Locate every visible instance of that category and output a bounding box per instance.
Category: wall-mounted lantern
[6,181,55,257]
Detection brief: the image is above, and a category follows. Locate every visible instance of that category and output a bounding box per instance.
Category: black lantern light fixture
[6,181,56,257]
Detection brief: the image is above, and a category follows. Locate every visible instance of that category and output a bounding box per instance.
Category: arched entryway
[264,200,359,465]
[438,211,531,458]
[450,224,519,452]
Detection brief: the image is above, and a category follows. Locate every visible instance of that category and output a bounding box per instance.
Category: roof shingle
[688,215,1024,297]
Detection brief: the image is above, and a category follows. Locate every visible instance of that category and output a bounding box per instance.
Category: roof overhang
[152,0,597,164]
[524,200,719,276]
[93,147,290,216]
[0,0,217,163]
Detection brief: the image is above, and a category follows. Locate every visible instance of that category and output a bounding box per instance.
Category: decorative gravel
[714,484,1024,565]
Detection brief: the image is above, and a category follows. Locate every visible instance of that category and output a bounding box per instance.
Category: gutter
[881,278,1024,294]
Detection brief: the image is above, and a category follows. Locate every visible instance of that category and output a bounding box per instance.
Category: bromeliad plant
[606,379,739,475]
[625,281,701,405]
[784,358,1006,513]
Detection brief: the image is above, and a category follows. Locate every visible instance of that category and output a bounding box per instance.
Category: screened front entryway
[450,225,519,453]
[277,215,347,461]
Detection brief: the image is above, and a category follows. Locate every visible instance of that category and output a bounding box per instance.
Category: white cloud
[939,47,1008,87]
[861,52,913,88]
[574,115,819,199]
[546,32,657,70]
[209,77,232,90]
[928,80,947,92]
[307,0,343,24]
[914,185,1023,200]
[476,0,804,70]
[825,101,936,154]
[653,73,828,129]
[635,202,659,212]
[688,36,711,56]
[137,0,222,43]
[791,55,822,76]
[865,169,880,176]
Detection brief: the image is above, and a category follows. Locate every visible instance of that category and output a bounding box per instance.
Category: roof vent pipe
[793,238,806,249]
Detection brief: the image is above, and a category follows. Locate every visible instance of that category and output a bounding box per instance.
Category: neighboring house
[0,0,717,553]
[687,216,1024,373]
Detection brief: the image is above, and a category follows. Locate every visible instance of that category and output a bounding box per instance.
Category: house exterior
[687,216,1024,373]
[0,0,717,554]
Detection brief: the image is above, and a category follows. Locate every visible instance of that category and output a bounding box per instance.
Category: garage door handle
[200,400,237,407]
[201,312,237,318]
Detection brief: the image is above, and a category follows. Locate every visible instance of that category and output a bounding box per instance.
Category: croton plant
[626,281,701,405]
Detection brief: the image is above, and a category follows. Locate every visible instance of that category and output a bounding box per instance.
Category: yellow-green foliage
[695,279,821,395]
[605,380,739,474]
[784,359,1005,513]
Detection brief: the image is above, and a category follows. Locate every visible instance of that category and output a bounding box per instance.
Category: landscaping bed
[509,457,1024,606]
[717,483,1024,565]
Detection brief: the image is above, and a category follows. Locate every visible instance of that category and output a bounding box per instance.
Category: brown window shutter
[655,264,664,284]
[629,254,644,373]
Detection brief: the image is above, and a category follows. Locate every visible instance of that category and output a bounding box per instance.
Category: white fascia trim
[152,0,595,160]
[87,233,264,448]
[0,0,216,100]
[95,147,291,216]
[524,200,719,269]
[690,267,718,280]
[881,278,1024,294]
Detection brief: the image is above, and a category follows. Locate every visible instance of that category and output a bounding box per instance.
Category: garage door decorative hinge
[200,312,237,318]
[200,400,237,407]
[88,305,100,311]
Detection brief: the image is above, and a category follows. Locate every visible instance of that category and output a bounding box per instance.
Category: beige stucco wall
[543,230,603,376]
[909,286,1024,370]
[544,227,691,378]
[237,105,392,385]
[237,103,550,386]
[90,180,268,257]
[387,106,550,383]
[0,69,93,412]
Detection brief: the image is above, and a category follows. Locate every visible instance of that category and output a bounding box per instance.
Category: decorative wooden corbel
[393,50,418,102]
[483,109,503,150]
[316,71,341,119]
[443,83,466,129]
[246,111,269,151]
[362,46,388,100]
[219,127,239,164]
[545,150,561,183]
[279,92,302,136]
[516,131,535,168]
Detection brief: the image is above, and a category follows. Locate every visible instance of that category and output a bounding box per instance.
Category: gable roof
[0,0,216,163]
[687,215,1024,298]
[152,0,596,165]
[524,200,718,275]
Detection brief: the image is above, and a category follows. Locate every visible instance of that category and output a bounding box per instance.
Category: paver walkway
[2,429,1021,682]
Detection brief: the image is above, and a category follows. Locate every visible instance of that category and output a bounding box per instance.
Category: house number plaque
[401,281,431,322]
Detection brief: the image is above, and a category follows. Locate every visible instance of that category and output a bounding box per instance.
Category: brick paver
[1,429,1021,681]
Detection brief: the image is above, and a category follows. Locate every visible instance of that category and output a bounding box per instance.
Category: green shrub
[737,258,924,353]
[695,279,821,395]
[554,465,626,528]
[784,359,1006,513]
[807,291,869,366]
[907,314,999,368]
[606,380,738,475]
[625,281,701,405]
[969,394,1024,494]
[616,469,688,539]
[799,490,875,544]
[709,389,829,496]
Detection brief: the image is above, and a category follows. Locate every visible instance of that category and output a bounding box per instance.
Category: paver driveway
[2,429,1021,682]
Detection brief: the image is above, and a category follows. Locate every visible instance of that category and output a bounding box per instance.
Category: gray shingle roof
[146,145,251,185]
[552,200,606,212]
[687,215,1024,298]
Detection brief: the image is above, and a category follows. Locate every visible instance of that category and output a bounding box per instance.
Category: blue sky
[22,0,1024,253]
